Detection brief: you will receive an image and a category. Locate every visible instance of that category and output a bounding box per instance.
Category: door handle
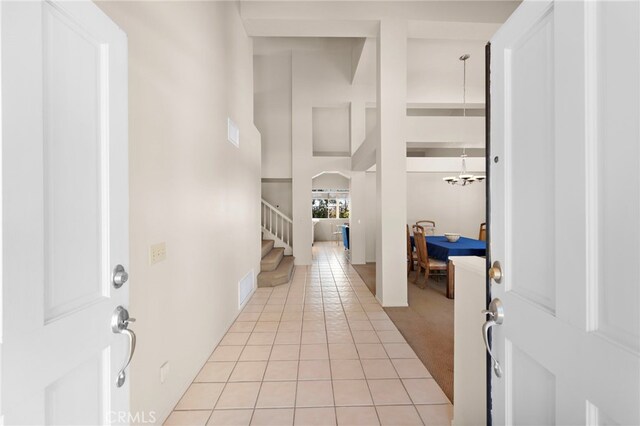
[482,298,504,378]
[111,306,137,387]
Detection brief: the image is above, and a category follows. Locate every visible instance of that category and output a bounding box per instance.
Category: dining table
[411,235,487,299]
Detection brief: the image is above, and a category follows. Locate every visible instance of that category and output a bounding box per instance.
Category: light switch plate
[149,242,166,265]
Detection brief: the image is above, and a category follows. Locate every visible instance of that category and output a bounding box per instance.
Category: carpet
[352,263,454,403]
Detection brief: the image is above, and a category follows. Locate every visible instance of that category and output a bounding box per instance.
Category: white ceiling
[242,1,521,38]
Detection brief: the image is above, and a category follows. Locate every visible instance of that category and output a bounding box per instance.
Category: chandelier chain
[442,54,486,186]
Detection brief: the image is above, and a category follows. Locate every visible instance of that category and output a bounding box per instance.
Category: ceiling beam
[351,131,377,171]
[407,20,501,40]
[366,157,486,173]
[243,19,378,37]
[350,38,367,83]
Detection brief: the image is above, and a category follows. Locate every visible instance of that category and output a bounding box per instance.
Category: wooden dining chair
[478,223,487,241]
[416,220,436,235]
[412,224,448,289]
[406,224,417,274]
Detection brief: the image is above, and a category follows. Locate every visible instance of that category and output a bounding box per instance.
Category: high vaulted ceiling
[241,0,520,38]
[250,0,522,171]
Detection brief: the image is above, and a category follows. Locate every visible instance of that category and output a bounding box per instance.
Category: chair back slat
[412,225,429,268]
[416,220,436,235]
[406,224,412,261]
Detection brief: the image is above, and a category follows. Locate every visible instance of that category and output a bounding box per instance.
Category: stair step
[257,256,295,288]
[261,239,274,259]
[261,247,284,272]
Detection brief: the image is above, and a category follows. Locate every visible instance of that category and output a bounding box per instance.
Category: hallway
[165,243,452,425]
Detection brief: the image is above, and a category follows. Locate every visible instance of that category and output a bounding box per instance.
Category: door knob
[112,306,136,387]
[112,264,129,289]
[482,298,504,378]
[488,261,502,283]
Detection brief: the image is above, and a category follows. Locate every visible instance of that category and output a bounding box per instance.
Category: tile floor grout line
[329,244,383,426]
[291,266,307,424]
[250,277,293,424]
[317,254,339,425]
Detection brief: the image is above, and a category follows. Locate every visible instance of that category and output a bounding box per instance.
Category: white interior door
[1,1,130,424]
[489,0,640,424]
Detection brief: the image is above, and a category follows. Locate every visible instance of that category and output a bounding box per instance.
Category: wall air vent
[238,270,254,308]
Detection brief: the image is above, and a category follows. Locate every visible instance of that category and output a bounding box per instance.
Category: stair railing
[261,199,293,249]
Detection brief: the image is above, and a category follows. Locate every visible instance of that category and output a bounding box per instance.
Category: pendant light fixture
[443,54,485,186]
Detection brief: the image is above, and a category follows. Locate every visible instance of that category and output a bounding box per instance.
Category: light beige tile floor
[164,243,452,426]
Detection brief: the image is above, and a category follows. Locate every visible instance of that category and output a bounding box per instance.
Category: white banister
[261,199,293,255]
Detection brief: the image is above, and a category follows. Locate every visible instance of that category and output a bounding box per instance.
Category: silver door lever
[482,298,504,378]
[112,306,137,387]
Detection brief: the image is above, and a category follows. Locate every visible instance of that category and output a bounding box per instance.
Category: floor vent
[238,270,255,308]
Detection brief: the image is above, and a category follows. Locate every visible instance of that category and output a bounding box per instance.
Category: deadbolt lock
[112,264,129,289]
[489,261,502,283]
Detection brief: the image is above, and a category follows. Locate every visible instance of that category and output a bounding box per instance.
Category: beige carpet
[352,263,454,403]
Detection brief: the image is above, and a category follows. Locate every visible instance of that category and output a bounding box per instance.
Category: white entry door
[489,0,640,424]
[1,1,130,424]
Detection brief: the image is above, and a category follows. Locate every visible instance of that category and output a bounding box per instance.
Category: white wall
[312,173,350,190]
[365,172,377,262]
[312,105,351,155]
[261,181,292,218]
[452,256,487,426]
[314,219,349,242]
[356,37,487,105]
[254,51,292,178]
[407,172,485,238]
[407,38,486,104]
[97,2,261,423]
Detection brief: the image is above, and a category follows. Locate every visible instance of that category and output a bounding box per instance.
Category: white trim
[584,0,599,333]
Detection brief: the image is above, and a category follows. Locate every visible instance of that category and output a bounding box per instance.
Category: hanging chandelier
[443,148,485,185]
[443,54,485,186]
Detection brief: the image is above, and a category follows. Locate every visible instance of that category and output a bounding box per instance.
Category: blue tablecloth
[411,235,486,262]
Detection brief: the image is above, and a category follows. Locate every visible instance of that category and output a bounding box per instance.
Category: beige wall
[97,2,261,422]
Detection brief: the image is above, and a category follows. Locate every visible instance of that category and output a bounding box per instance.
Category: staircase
[258,238,295,287]
[261,199,293,255]
[258,199,294,287]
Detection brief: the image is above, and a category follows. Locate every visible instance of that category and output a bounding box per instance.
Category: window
[312,189,350,219]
